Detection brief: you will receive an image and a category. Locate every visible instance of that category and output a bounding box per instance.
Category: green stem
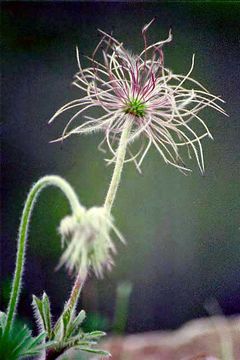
[66,270,87,312]
[64,119,132,323]
[52,269,87,345]
[4,175,84,336]
[104,119,132,212]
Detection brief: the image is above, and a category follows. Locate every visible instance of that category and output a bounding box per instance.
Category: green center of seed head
[125,98,146,117]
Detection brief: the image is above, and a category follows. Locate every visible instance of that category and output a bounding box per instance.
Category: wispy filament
[49,19,227,173]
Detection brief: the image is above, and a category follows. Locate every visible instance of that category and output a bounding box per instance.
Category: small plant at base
[1,175,112,359]
[32,293,110,360]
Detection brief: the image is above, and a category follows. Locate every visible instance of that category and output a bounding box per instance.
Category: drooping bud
[58,207,124,278]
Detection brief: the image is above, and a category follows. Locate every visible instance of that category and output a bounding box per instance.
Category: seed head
[49,19,227,173]
[58,207,124,278]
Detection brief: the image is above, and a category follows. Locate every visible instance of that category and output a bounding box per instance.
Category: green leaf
[42,293,52,337]
[32,293,52,338]
[62,308,71,336]
[85,331,106,339]
[0,322,50,360]
[53,306,72,341]
[76,347,110,356]
[54,317,64,342]
[32,295,45,331]
[63,335,96,349]
[66,310,86,338]
[72,310,86,331]
[0,311,7,329]
[27,332,46,351]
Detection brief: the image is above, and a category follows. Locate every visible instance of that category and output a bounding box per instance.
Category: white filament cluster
[58,207,124,277]
[49,20,226,173]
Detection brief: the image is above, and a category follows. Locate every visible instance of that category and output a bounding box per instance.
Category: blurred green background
[1,1,240,334]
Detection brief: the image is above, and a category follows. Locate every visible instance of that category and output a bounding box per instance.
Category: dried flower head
[58,206,124,278]
[49,19,226,173]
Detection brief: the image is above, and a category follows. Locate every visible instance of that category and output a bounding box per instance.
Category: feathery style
[49,19,226,173]
[58,207,124,278]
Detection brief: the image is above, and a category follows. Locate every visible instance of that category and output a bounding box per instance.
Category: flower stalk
[66,270,87,312]
[4,175,84,337]
[59,120,133,327]
[104,119,132,212]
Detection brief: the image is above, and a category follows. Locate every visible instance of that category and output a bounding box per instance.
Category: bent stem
[104,119,132,212]
[4,175,84,337]
[5,117,132,339]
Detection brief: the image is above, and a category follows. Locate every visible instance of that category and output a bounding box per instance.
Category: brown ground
[103,316,240,360]
[60,316,240,359]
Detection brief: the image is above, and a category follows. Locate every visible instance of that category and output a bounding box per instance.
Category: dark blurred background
[1,1,240,334]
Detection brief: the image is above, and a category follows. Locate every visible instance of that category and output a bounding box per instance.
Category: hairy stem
[62,120,133,328]
[104,119,132,212]
[66,270,87,312]
[57,121,133,338]
[4,175,84,336]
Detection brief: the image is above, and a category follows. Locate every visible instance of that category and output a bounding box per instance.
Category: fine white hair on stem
[49,19,227,173]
